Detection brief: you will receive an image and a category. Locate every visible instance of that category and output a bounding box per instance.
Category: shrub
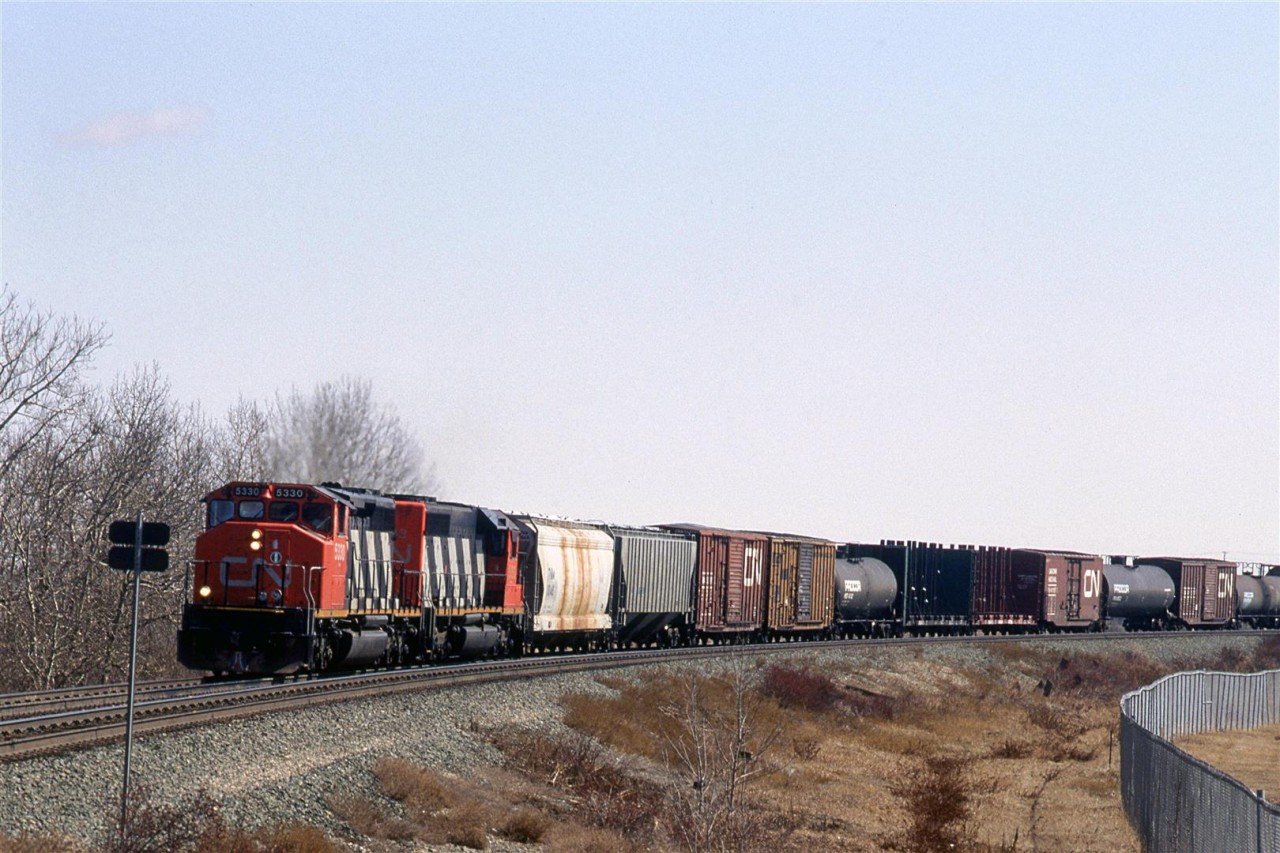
[889,754,983,853]
[1036,652,1165,701]
[446,801,491,850]
[989,738,1033,759]
[1255,635,1280,670]
[842,687,901,721]
[792,735,822,760]
[759,664,841,713]
[255,823,340,853]
[497,731,664,841]
[501,809,550,843]
[373,757,456,821]
[325,795,416,841]
[0,835,82,853]
[109,785,229,853]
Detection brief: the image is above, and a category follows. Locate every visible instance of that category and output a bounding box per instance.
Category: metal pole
[119,512,143,845]
[1258,789,1265,853]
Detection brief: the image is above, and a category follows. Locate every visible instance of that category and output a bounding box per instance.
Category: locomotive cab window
[207,500,234,528]
[269,501,300,523]
[238,500,265,520]
[302,502,332,534]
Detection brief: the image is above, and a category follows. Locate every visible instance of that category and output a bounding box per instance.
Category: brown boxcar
[1140,557,1237,627]
[762,534,835,636]
[662,525,766,639]
[969,546,1041,630]
[1013,549,1104,630]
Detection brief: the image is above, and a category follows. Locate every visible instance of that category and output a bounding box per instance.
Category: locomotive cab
[178,482,352,675]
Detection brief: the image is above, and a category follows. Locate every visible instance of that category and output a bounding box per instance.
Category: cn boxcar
[1013,549,1104,631]
[607,525,697,647]
[761,534,836,638]
[1140,557,1237,628]
[662,525,767,641]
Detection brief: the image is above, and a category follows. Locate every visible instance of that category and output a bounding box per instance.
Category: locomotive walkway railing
[1121,669,1280,852]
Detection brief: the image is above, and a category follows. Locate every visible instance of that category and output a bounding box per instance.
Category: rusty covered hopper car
[608,525,697,646]
[513,517,614,648]
[1013,549,1104,631]
[760,534,835,636]
[1140,557,1236,628]
[662,525,766,640]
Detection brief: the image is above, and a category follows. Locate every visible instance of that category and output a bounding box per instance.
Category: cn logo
[1082,568,1101,599]
[220,556,290,589]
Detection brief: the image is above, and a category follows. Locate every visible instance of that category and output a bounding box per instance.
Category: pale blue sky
[3,3,1277,559]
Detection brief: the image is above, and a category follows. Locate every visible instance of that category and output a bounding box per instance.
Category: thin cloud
[60,106,208,147]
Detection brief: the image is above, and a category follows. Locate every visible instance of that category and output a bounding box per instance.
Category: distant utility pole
[106,514,170,844]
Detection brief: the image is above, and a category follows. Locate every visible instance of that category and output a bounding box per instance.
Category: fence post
[1258,789,1265,853]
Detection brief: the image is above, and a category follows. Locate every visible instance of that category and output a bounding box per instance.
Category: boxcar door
[1065,559,1082,621]
[726,537,744,624]
[796,542,814,622]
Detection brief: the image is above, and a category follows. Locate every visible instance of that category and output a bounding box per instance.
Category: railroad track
[0,677,229,723]
[0,630,1251,762]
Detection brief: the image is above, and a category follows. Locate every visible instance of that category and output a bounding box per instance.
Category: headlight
[251,529,263,540]
[249,540,262,551]
[198,585,212,598]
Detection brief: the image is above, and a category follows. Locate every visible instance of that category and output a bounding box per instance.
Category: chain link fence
[1121,669,1280,851]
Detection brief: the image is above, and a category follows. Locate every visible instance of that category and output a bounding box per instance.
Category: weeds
[888,753,988,853]
[501,809,550,843]
[1036,652,1165,701]
[372,757,456,822]
[498,730,665,841]
[1254,635,1280,669]
[791,735,822,760]
[325,795,416,842]
[760,663,842,713]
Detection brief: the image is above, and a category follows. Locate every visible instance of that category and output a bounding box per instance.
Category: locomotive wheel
[313,635,334,672]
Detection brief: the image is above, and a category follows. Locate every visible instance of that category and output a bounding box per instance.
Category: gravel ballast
[0,633,1264,847]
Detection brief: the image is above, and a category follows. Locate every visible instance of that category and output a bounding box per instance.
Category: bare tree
[661,657,784,853]
[262,375,434,493]
[0,286,108,479]
[217,396,270,482]
[0,366,218,689]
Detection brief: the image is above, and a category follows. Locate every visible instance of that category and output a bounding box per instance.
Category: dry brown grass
[0,835,85,853]
[326,794,417,841]
[501,808,550,843]
[1178,722,1280,797]
[372,756,457,821]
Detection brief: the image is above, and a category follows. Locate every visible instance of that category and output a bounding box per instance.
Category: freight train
[177,481,1274,676]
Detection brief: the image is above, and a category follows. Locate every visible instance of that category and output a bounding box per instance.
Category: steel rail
[0,629,1259,762]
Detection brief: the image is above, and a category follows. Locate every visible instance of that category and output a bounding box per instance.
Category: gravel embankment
[0,633,1263,849]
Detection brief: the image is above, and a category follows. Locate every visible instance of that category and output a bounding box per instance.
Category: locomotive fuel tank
[1103,563,1175,619]
[834,555,897,622]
